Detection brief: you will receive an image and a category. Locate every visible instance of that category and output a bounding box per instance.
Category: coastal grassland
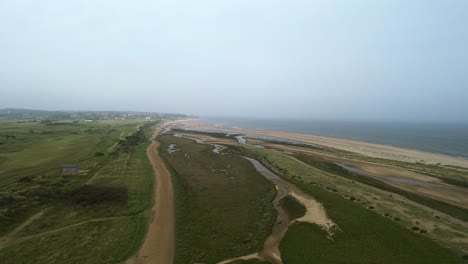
[229,146,465,263]
[0,119,159,263]
[158,134,276,264]
[263,138,468,188]
[293,154,468,222]
[0,214,148,264]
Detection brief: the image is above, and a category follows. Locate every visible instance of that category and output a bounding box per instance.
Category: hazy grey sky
[1,0,467,121]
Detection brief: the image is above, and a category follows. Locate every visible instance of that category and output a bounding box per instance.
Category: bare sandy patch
[291,192,336,232]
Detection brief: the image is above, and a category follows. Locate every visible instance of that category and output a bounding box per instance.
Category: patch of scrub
[279,195,306,220]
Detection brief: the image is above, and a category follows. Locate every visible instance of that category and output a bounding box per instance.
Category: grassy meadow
[0,119,159,263]
[158,134,276,264]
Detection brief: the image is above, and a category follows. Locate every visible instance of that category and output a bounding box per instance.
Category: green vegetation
[293,154,468,222]
[281,220,462,264]
[279,195,306,220]
[229,146,463,264]
[0,215,148,264]
[159,134,276,264]
[0,119,159,263]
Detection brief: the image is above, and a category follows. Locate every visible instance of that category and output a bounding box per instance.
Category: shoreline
[199,118,468,159]
[173,120,468,169]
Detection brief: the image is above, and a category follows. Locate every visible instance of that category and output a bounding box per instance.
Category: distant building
[61,164,78,175]
[145,116,151,120]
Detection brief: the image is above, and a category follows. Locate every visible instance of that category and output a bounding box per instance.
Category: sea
[199,117,468,159]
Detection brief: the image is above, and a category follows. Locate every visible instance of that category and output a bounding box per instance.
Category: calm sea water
[200,117,468,159]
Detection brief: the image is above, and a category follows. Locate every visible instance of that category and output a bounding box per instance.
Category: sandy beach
[174,120,468,169]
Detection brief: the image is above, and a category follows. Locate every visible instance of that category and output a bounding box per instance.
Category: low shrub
[68,185,128,206]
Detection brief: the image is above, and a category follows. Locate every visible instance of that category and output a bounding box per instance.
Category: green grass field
[0,119,158,263]
[159,134,276,264]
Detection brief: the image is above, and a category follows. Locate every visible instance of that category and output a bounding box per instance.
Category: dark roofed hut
[61,164,78,175]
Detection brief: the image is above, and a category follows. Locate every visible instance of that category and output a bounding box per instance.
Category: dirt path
[0,209,46,249]
[127,121,180,264]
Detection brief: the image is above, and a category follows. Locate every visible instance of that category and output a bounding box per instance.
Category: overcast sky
[1,0,467,121]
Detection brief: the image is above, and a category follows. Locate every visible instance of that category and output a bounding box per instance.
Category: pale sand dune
[291,192,336,231]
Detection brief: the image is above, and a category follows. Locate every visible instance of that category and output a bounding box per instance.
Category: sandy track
[127,121,180,264]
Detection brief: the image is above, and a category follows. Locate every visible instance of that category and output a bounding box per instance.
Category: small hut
[61,164,78,175]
